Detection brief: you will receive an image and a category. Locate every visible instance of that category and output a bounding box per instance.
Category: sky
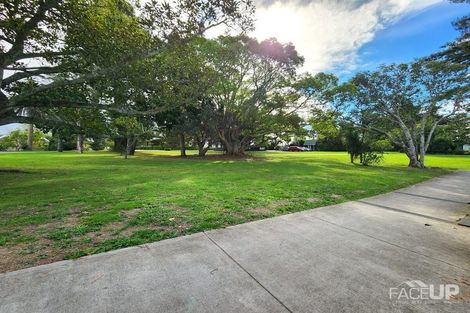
[253,0,468,78]
[1,0,468,135]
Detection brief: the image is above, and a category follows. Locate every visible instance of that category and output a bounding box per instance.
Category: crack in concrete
[203,232,294,313]
[357,200,454,224]
[393,191,469,204]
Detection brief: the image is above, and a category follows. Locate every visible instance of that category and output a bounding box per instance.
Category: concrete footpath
[1,171,469,313]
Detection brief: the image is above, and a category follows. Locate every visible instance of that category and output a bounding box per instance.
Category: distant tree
[428,113,470,153]
[255,114,306,149]
[310,108,341,140]
[0,127,48,151]
[146,39,220,157]
[185,101,219,157]
[0,129,28,150]
[343,127,363,163]
[308,74,355,151]
[30,81,109,153]
[111,117,151,159]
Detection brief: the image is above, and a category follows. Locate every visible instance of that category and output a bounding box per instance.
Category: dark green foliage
[316,137,345,151]
[89,138,107,151]
[361,152,384,166]
[343,127,384,166]
[344,129,363,163]
[428,114,469,154]
[47,134,76,151]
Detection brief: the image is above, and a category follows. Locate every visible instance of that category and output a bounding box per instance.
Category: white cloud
[253,0,442,73]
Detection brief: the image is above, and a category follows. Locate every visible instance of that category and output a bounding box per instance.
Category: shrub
[89,138,107,151]
[361,151,383,166]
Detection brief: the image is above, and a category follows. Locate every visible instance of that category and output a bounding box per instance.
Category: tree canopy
[0,0,254,125]
[342,60,468,167]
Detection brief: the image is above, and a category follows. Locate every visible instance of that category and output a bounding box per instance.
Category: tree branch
[1,66,66,87]
[424,102,460,152]
[356,124,405,149]
[3,0,60,66]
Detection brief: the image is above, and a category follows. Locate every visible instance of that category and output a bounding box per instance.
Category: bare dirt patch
[122,208,142,218]
[0,246,23,273]
[270,199,290,208]
[175,223,192,233]
[251,207,271,215]
[307,197,319,203]
[165,204,189,213]
[0,241,65,274]
[252,199,290,215]
[353,190,366,194]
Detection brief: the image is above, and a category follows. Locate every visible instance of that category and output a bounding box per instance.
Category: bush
[47,136,76,151]
[361,151,383,166]
[0,128,49,151]
[89,138,107,151]
[428,137,457,154]
[0,129,27,150]
[316,136,344,151]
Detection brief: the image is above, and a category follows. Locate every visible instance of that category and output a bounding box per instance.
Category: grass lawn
[0,150,468,272]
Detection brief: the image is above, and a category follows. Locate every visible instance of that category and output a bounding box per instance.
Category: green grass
[0,150,468,272]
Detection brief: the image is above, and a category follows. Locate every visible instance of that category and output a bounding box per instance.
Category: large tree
[200,36,306,156]
[348,60,468,168]
[1,0,147,124]
[0,0,254,126]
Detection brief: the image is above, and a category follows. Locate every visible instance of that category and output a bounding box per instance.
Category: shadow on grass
[0,168,31,173]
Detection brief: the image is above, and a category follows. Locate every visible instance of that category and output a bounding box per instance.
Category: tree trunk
[124,137,130,159]
[223,140,245,156]
[128,139,137,155]
[113,138,126,154]
[113,137,136,155]
[406,149,424,168]
[419,136,425,169]
[57,134,63,152]
[196,138,211,157]
[350,153,354,164]
[76,134,84,154]
[179,132,186,157]
[27,124,33,150]
[218,127,245,156]
[198,144,209,157]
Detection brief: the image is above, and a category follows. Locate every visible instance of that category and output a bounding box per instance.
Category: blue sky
[254,0,468,75]
[343,1,469,79]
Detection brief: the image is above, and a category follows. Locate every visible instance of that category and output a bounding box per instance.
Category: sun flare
[254,4,301,44]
